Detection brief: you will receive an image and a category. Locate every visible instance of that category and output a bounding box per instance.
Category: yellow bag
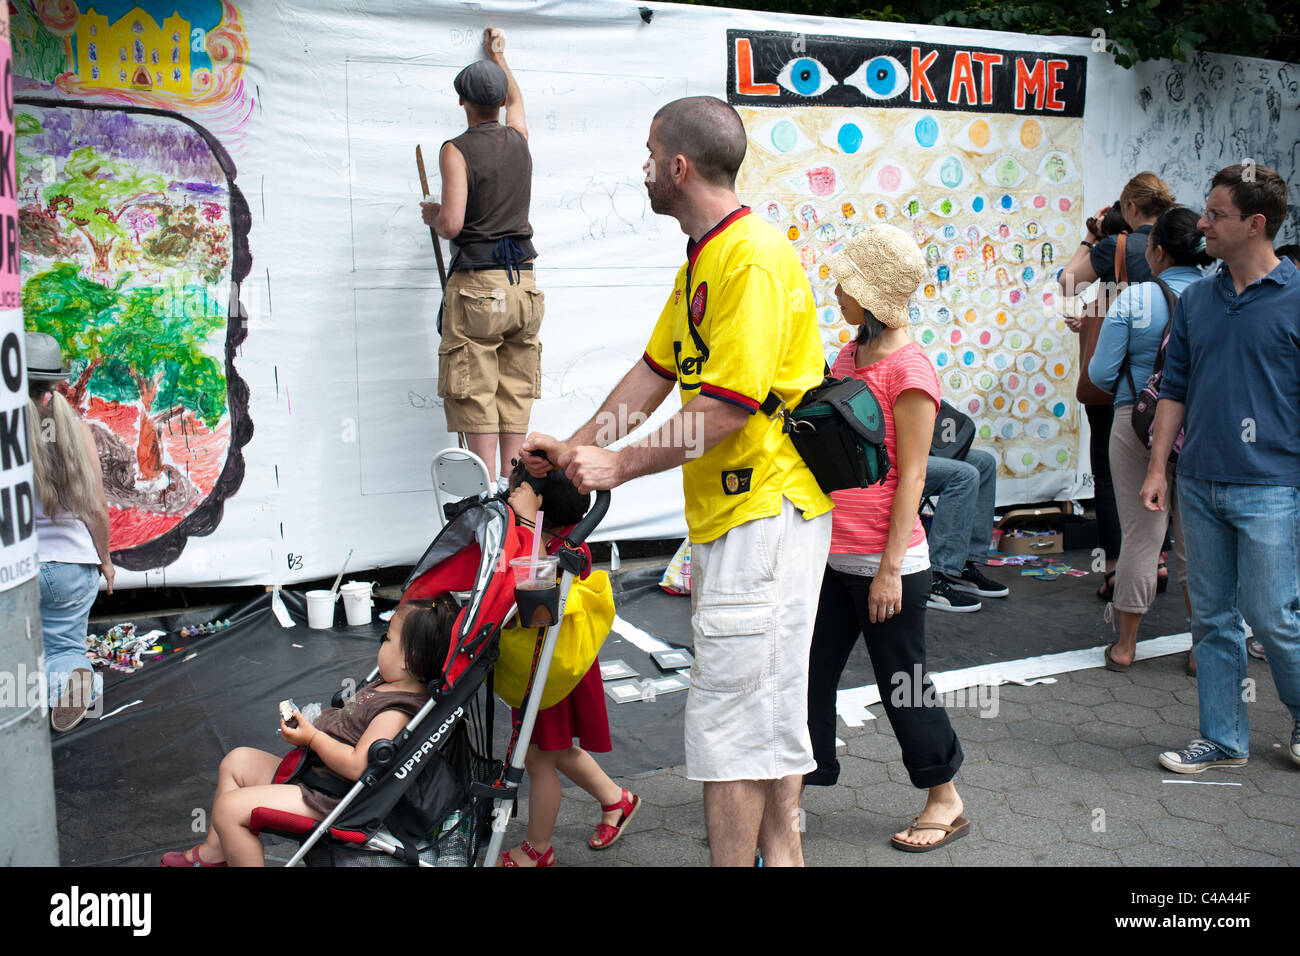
[494,570,614,710]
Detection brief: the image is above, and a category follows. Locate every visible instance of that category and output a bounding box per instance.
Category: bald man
[524,97,832,866]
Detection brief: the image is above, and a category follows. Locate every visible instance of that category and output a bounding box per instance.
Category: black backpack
[931,400,976,460]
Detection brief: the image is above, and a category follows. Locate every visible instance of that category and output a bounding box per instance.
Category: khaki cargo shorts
[438,268,544,434]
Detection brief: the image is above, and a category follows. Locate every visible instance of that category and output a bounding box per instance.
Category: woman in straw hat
[803,225,969,852]
[26,332,115,733]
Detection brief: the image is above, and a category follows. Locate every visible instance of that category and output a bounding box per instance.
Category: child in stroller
[495,461,639,866]
[160,600,457,867]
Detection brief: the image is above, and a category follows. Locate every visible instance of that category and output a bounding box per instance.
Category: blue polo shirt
[1159,256,1300,485]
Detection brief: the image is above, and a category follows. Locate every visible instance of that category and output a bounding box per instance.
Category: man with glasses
[1140,164,1300,773]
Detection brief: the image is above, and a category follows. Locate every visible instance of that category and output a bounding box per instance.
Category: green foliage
[22,265,227,427]
[10,1,69,85]
[98,285,228,428]
[678,0,1295,67]
[42,147,169,265]
[20,263,125,374]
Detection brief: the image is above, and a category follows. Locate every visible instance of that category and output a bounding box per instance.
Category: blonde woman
[26,332,115,732]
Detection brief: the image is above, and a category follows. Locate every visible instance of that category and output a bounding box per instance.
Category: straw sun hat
[825,225,927,329]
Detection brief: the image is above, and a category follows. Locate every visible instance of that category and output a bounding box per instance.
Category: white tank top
[34,494,99,565]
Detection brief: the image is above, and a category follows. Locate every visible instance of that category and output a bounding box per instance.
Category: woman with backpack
[1062,173,1177,603]
[1086,207,1212,670]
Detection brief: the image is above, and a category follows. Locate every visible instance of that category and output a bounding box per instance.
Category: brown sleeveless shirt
[297,680,428,815]
[446,121,537,271]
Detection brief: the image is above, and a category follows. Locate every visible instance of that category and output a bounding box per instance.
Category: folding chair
[432,448,493,529]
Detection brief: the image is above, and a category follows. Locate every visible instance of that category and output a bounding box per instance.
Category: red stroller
[250,489,610,866]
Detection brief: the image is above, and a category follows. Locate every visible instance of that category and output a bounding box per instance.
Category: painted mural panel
[730,31,1087,493]
[12,0,251,570]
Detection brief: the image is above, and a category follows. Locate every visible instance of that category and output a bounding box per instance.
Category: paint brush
[416,145,448,290]
[329,548,354,600]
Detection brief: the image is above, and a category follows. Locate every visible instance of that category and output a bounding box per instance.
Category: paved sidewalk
[498,654,1300,867]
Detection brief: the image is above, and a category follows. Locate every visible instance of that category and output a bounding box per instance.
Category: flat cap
[453,60,507,106]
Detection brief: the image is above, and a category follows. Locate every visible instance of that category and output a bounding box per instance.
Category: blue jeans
[1177,477,1300,757]
[38,562,102,708]
[923,449,997,577]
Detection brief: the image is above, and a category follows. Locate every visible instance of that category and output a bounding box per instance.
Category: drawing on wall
[730,30,1087,487]
[1121,52,1300,243]
[13,0,252,570]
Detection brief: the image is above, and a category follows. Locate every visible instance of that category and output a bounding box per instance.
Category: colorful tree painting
[16,101,251,568]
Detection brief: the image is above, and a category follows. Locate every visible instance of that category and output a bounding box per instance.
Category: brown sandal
[890,815,971,853]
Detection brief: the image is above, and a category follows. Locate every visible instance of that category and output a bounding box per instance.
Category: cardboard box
[996,506,1066,555]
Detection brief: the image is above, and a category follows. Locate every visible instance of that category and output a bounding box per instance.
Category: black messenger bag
[762,376,891,494]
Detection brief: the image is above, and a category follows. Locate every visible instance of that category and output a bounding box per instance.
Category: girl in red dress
[497,463,639,867]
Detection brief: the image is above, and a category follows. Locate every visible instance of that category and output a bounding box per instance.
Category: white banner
[11,0,1299,588]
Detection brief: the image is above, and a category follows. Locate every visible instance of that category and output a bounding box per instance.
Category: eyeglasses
[1200,208,1254,223]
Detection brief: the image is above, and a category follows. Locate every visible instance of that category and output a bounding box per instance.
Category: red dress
[509,534,612,753]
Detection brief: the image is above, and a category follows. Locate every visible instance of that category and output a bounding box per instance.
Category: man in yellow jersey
[523,97,832,866]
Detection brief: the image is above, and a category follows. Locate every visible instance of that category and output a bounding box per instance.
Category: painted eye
[820,116,882,154]
[845,55,909,100]
[777,57,837,97]
[1036,151,1078,185]
[755,116,815,155]
[983,156,1028,189]
[923,155,967,190]
[863,160,914,196]
[954,119,999,153]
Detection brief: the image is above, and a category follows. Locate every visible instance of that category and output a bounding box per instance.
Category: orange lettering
[948,52,977,106]
[1045,59,1068,111]
[1015,57,1046,110]
[735,38,779,96]
[971,52,1003,105]
[911,47,938,103]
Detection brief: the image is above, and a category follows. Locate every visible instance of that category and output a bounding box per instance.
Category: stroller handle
[566,490,611,547]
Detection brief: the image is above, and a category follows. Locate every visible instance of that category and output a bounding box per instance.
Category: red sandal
[588,788,640,850]
[160,844,227,867]
[497,839,555,867]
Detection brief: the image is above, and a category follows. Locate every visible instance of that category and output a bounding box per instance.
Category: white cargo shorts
[684,498,832,782]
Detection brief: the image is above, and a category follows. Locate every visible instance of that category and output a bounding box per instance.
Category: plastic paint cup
[339,581,374,626]
[306,589,337,629]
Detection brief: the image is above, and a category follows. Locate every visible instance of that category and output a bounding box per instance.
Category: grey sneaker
[1158,738,1247,774]
[1247,638,1266,661]
[1290,721,1299,768]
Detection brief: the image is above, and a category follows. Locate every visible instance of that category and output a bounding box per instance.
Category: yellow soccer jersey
[643,207,832,543]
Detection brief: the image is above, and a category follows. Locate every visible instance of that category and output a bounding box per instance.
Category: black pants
[1086,402,1123,562]
[806,567,963,790]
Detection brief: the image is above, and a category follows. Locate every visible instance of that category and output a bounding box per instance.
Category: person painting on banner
[25,333,115,733]
[1087,207,1210,672]
[522,96,833,867]
[421,28,543,485]
[1062,173,1177,605]
[1139,164,1300,774]
[803,227,969,853]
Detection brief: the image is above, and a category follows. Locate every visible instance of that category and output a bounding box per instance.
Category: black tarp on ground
[52,551,1192,865]
[613,547,1194,731]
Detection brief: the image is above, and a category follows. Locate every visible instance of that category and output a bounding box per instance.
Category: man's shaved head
[652,96,747,188]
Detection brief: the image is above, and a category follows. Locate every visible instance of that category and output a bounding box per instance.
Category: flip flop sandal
[890,815,971,853]
[1104,643,1131,673]
[588,788,640,850]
